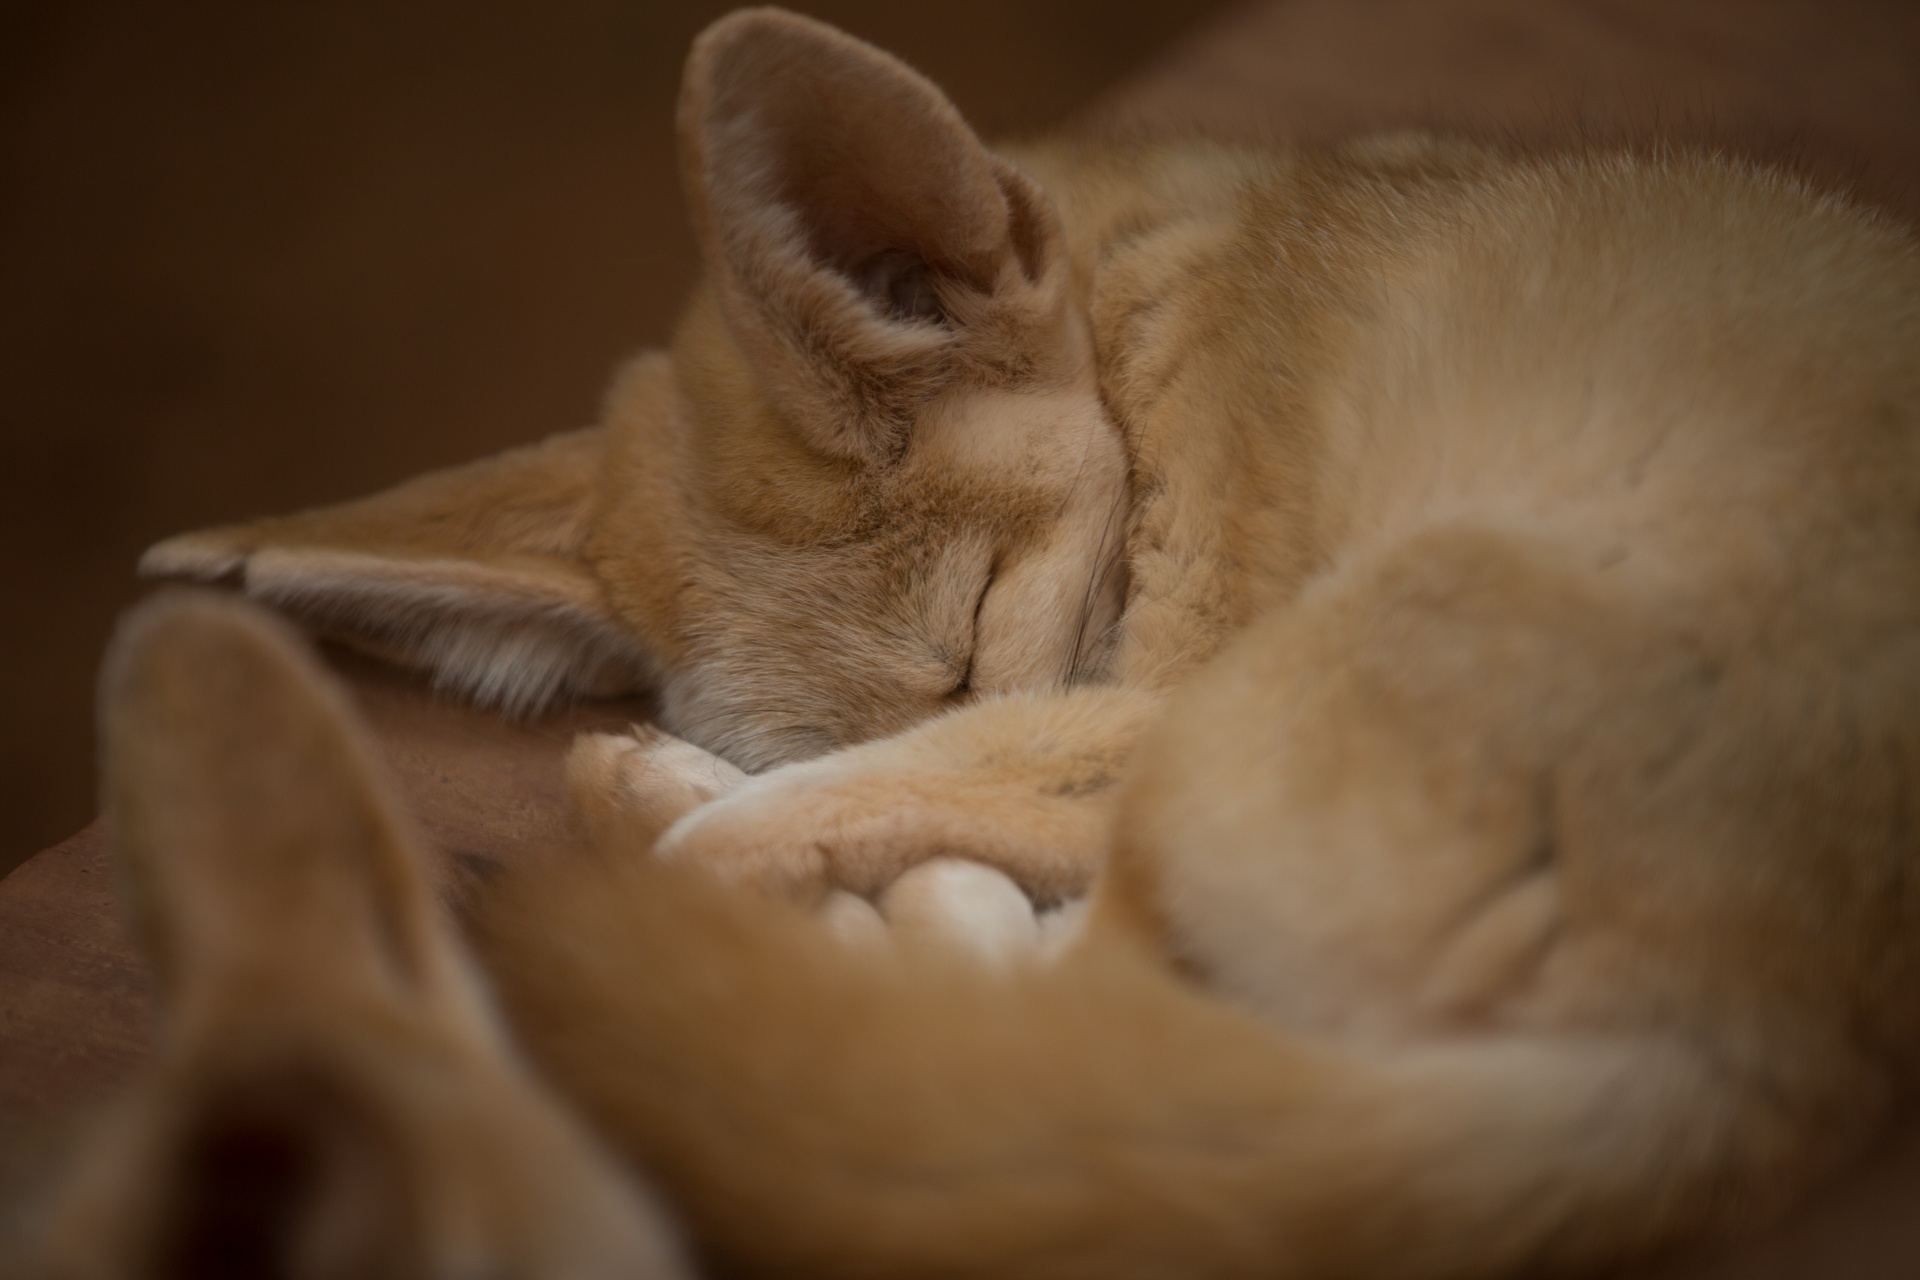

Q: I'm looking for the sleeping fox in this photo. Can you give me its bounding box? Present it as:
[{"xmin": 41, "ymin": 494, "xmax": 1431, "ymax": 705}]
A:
[{"xmin": 62, "ymin": 4, "xmax": 1920, "ymax": 1275}]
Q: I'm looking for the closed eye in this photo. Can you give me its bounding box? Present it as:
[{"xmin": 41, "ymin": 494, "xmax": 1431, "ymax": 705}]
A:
[{"xmin": 950, "ymin": 572, "xmax": 993, "ymax": 698}]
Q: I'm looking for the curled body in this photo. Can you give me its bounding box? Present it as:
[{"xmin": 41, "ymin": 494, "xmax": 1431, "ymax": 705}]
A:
[{"xmin": 55, "ymin": 6, "xmax": 1920, "ymax": 1276}]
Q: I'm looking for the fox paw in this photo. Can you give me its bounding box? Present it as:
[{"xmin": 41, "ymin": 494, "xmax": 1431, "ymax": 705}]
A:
[
  {"xmin": 565, "ymin": 724, "xmax": 747, "ymax": 852},
  {"xmin": 581, "ymin": 733, "xmax": 1094, "ymax": 963}
]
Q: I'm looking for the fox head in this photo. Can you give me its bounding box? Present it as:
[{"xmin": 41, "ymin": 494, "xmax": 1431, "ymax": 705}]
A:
[
  {"xmin": 27, "ymin": 592, "xmax": 684, "ymax": 1279},
  {"xmin": 141, "ymin": 8, "xmax": 1131, "ymax": 771}
]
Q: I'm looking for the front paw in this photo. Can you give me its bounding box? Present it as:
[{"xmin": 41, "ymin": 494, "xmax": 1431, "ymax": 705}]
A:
[
  {"xmin": 566, "ymin": 725, "xmax": 747, "ymax": 853},
  {"xmin": 649, "ymin": 761, "xmax": 852, "ymax": 900},
  {"xmin": 652, "ymin": 753, "xmax": 993, "ymax": 902},
  {"xmin": 650, "ymin": 762, "xmax": 1100, "ymax": 964}
]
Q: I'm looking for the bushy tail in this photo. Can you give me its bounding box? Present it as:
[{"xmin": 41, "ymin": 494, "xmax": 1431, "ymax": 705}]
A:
[{"xmin": 477, "ymin": 852, "xmax": 1833, "ymax": 1279}]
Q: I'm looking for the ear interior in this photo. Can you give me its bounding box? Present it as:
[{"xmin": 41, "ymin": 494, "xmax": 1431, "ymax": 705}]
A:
[
  {"xmin": 156, "ymin": 1067, "xmax": 413, "ymax": 1280},
  {"xmin": 141, "ymin": 425, "xmax": 648, "ymax": 715},
  {"xmin": 689, "ymin": 15, "xmax": 1011, "ymax": 301},
  {"xmin": 680, "ymin": 10, "xmax": 1063, "ymax": 459}
]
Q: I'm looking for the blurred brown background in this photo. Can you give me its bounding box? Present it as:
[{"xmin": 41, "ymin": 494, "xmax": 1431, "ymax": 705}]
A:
[{"xmin": 0, "ymin": 0, "xmax": 1236, "ymax": 872}]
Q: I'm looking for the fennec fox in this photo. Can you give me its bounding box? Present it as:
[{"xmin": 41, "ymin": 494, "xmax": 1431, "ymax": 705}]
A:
[
  {"xmin": 22, "ymin": 594, "xmax": 686, "ymax": 1279},
  {"xmin": 125, "ymin": 5, "xmax": 1920, "ymax": 1275}
]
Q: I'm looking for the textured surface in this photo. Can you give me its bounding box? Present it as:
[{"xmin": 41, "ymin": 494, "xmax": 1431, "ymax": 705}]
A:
[{"xmin": 5, "ymin": 0, "xmax": 1920, "ymax": 1271}]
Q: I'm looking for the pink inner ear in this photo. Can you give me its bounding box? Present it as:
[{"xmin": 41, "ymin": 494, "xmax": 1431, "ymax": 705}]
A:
[{"xmin": 769, "ymin": 120, "xmax": 1008, "ymax": 292}]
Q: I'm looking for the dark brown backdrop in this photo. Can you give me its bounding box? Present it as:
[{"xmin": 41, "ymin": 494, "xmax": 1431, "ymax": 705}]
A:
[{"xmin": 0, "ymin": 0, "xmax": 1234, "ymax": 872}]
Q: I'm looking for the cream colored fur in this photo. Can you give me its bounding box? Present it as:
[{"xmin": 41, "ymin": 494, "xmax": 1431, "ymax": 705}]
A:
[{"xmin": 121, "ymin": 5, "xmax": 1920, "ymax": 1275}]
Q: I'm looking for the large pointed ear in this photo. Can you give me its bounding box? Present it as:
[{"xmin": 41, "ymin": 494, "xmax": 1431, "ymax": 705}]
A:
[
  {"xmin": 99, "ymin": 591, "xmax": 468, "ymax": 1014},
  {"xmin": 36, "ymin": 592, "xmax": 684, "ymax": 1279},
  {"xmin": 680, "ymin": 8, "xmax": 1069, "ymax": 462},
  {"xmin": 139, "ymin": 424, "xmax": 650, "ymax": 714}
]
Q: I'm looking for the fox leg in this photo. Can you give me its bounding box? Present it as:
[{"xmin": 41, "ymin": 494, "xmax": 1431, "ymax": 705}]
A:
[
  {"xmin": 640, "ymin": 686, "xmax": 1161, "ymax": 905},
  {"xmin": 562, "ymin": 687, "xmax": 1158, "ymax": 957},
  {"xmin": 566, "ymin": 726, "xmax": 891, "ymax": 944},
  {"xmin": 567, "ymin": 723, "xmax": 750, "ymax": 850}
]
